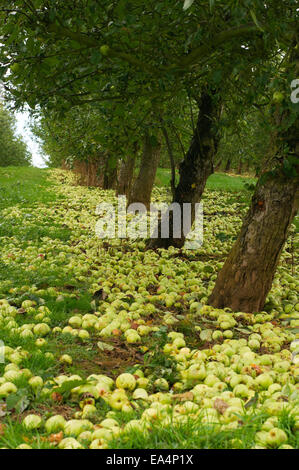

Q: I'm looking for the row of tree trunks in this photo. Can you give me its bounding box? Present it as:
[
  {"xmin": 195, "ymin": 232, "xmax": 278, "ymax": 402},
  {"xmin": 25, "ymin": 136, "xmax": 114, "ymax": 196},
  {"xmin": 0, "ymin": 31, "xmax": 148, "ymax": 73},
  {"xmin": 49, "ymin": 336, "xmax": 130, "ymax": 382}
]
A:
[
  {"xmin": 72, "ymin": 156, "xmax": 105, "ymax": 187},
  {"xmin": 128, "ymin": 132, "xmax": 161, "ymax": 210},
  {"xmin": 147, "ymin": 91, "xmax": 222, "ymax": 249},
  {"xmin": 68, "ymin": 154, "xmax": 118, "ymax": 189}
]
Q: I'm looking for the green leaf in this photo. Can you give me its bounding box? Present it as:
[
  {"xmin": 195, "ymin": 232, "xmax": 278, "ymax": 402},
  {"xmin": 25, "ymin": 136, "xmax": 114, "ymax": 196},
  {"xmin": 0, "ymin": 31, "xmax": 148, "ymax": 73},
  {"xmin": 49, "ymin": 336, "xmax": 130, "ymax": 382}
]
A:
[
  {"xmin": 91, "ymin": 50, "xmax": 102, "ymax": 65},
  {"xmin": 183, "ymin": 0, "xmax": 195, "ymax": 11},
  {"xmin": 49, "ymin": 8, "xmax": 57, "ymax": 22},
  {"xmin": 97, "ymin": 341, "xmax": 115, "ymax": 351},
  {"xmin": 283, "ymin": 158, "xmax": 297, "ymax": 178},
  {"xmin": 6, "ymin": 389, "xmax": 30, "ymax": 413},
  {"xmin": 235, "ymin": 327, "xmax": 251, "ymax": 334},
  {"xmin": 0, "ymin": 66, "xmax": 8, "ymax": 79},
  {"xmin": 212, "ymin": 69, "xmax": 222, "ymax": 84},
  {"xmin": 250, "ymin": 10, "xmax": 264, "ymax": 32},
  {"xmin": 289, "ymin": 328, "xmax": 299, "ymax": 334},
  {"xmin": 55, "ymin": 379, "xmax": 86, "ymax": 397}
]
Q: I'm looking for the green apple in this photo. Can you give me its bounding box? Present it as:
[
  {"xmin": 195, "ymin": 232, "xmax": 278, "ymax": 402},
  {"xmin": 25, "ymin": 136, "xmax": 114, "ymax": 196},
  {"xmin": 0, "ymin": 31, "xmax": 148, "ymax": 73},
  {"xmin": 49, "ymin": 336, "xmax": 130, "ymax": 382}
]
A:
[
  {"xmin": 115, "ymin": 373, "xmax": 136, "ymax": 391},
  {"xmin": 154, "ymin": 378, "xmax": 169, "ymax": 391},
  {"xmin": 23, "ymin": 414, "xmax": 42, "ymax": 430},
  {"xmin": 82, "ymin": 404, "xmax": 97, "ymax": 418},
  {"xmin": 33, "ymin": 323, "xmax": 51, "ymax": 336},
  {"xmin": 59, "ymin": 354, "xmax": 73, "ymax": 365},
  {"xmin": 133, "ymin": 388, "xmax": 148, "ymax": 400},
  {"xmin": 137, "ymin": 377, "xmax": 149, "ymax": 389},
  {"xmin": 59, "ymin": 437, "xmax": 83, "ymax": 449},
  {"xmin": 0, "ymin": 382, "xmax": 17, "ymax": 397},
  {"xmin": 64, "ymin": 419, "xmax": 93, "ymax": 437},
  {"xmin": 100, "ymin": 418, "xmax": 119, "ymax": 429},
  {"xmin": 108, "ymin": 390, "xmax": 129, "ymax": 410},
  {"xmin": 68, "ymin": 316, "xmax": 82, "ymax": 328},
  {"xmin": 255, "ymin": 373, "xmax": 273, "ymax": 389},
  {"xmin": 45, "ymin": 415, "xmax": 66, "ymax": 433},
  {"xmin": 77, "ymin": 431, "xmax": 93, "ymax": 444},
  {"xmin": 28, "ymin": 376, "xmax": 43, "ymax": 390},
  {"xmin": 92, "ymin": 427, "xmax": 113, "ymax": 441},
  {"xmin": 3, "ymin": 370, "xmax": 22, "ymax": 382},
  {"xmin": 78, "ymin": 329, "xmax": 90, "ymax": 340},
  {"xmin": 265, "ymin": 427, "xmax": 288, "ymax": 448},
  {"xmin": 272, "ymin": 91, "xmax": 284, "ymax": 104},
  {"xmin": 100, "ymin": 45, "xmax": 110, "ymax": 56}
]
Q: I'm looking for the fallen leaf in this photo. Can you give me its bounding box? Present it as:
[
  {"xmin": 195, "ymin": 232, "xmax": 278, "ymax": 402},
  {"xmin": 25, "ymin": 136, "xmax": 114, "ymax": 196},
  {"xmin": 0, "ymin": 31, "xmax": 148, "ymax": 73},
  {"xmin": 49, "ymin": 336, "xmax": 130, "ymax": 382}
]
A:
[
  {"xmin": 17, "ymin": 308, "xmax": 26, "ymax": 314},
  {"xmin": 112, "ymin": 329, "xmax": 121, "ymax": 336},
  {"xmin": 213, "ymin": 398, "xmax": 229, "ymax": 415},
  {"xmin": 250, "ymin": 364, "xmax": 262, "ymax": 375},
  {"xmin": 0, "ymin": 423, "xmax": 6, "ymax": 435},
  {"xmin": 51, "ymin": 392, "xmax": 63, "ymax": 402},
  {"xmin": 173, "ymin": 392, "xmax": 194, "ymax": 402},
  {"xmin": 49, "ymin": 431, "xmax": 63, "ymax": 444},
  {"xmin": 97, "ymin": 341, "xmax": 114, "ymax": 352},
  {"xmin": 0, "ymin": 404, "xmax": 7, "ymax": 418}
]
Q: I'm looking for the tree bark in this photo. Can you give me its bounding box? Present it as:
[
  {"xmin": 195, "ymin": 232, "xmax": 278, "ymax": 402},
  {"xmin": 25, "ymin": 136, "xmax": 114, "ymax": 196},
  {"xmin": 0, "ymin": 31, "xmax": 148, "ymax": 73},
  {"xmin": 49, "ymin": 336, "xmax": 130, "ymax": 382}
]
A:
[
  {"xmin": 146, "ymin": 91, "xmax": 221, "ymax": 249},
  {"xmin": 215, "ymin": 157, "xmax": 222, "ymax": 172},
  {"xmin": 208, "ymin": 172, "xmax": 298, "ymax": 312},
  {"xmin": 117, "ymin": 148, "xmax": 137, "ymax": 198},
  {"xmin": 208, "ymin": 78, "xmax": 299, "ymax": 312},
  {"xmin": 72, "ymin": 153, "xmax": 106, "ymax": 187},
  {"xmin": 238, "ymin": 159, "xmax": 243, "ymax": 175},
  {"xmin": 102, "ymin": 156, "xmax": 118, "ymax": 190},
  {"xmin": 161, "ymin": 123, "xmax": 176, "ymax": 198},
  {"xmin": 225, "ymin": 158, "xmax": 231, "ymax": 172},
  {"xmin": 127, "ymin": 133, "xmax": 161, "ymax": 210}
]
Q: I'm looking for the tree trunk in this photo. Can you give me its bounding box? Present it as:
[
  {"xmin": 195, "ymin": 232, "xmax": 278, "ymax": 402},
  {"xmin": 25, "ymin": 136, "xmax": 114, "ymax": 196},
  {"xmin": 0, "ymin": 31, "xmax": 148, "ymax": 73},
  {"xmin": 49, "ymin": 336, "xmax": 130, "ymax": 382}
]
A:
[
  {"xmin": 225, "ymin": 158, "xmax": 231, "ymax": 172},
  {"xmin": 238, "ymin": 159, "xmax": 243, "ymax": 175},
  {"xmin": 103, "ymin": 156, "xmax": 118, "ymax": 190},
  {"xmin": 72, "ymin": 154, "xmax": 106, "ymax": 187},
  {"xmin": 146, "ymin": 91, "xmax": 221, "ymax": 249},
  {"xmin": 161, "ymin": 123, "xmax": 176, "ymax": 198},
  {"xmin": 215, "ymin": 157, "xmax": 222, "ymax": 172},
  {"xmin": 208, "ymin": 173, "xmax": 298, "ymax": 312},
  {"xmin": 117, "ymin": 151, "xmax": 136, "ymax": 198},
  {"xmin": 208, "ymin": 75, "xmax": 299, "ymax": 313},
  {"xmin": 127, "ymin": 133, "xmax": 161, "ymax": 210}
]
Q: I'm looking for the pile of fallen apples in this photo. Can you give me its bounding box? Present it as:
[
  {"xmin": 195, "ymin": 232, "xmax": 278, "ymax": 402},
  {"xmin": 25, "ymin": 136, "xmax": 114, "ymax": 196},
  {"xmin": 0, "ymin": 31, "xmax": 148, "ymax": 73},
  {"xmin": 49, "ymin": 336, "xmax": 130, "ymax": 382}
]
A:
[{"xmin": 0, "ymin": 169, "xmax": 298, "ymax": 449}]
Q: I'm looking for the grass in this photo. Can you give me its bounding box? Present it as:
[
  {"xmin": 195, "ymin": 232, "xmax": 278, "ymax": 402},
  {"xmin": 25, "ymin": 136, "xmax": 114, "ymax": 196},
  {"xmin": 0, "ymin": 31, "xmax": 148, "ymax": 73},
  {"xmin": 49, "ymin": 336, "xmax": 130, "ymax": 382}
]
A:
[
  {"xmin": 0, "ymin": 166, "xmax": 61, "ymax": 210},
  {"xmin": 155, "ymin": 168, "xmax": 256, "ymax": 192},
  {"xmin": 0, "ymin": 166, "xmax": 297, "ymax": 449},
  {"xmin": 155, "ymin": 168, "xmax": 299, "ymax": 230},
  {"xmin": 110, "ymin": 408, "xmax": 299, "ymax": 449}
]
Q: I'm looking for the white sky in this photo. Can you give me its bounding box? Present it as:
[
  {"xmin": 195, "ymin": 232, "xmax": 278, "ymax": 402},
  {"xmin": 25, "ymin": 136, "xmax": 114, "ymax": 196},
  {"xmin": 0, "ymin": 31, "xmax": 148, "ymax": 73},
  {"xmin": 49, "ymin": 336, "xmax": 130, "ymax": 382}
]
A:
[{"xmin": 15, "ymin": 111, "xmax": 47, "ymax": 168}]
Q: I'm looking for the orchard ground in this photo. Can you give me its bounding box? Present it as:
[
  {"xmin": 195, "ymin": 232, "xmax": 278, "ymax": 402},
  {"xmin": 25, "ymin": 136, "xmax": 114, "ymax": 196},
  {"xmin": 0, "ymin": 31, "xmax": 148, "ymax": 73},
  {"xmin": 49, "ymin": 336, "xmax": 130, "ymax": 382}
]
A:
[{"xmin": 0, "ymin": 167, "xmax": 298, "ymax": 449}]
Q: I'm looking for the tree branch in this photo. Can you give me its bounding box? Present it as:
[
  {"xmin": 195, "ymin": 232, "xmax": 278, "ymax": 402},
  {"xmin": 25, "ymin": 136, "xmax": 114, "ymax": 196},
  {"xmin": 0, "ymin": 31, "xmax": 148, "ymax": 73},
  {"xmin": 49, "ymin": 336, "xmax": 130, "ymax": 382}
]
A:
[{"xmin": 178, "ymin": 24, "xmax": 260, "ymax": 68}]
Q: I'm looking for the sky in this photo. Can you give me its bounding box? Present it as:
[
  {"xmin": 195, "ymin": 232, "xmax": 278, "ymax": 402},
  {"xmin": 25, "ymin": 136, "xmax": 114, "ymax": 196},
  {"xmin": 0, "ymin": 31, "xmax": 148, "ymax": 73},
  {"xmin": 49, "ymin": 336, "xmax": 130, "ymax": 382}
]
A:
[{"xmin": 15, "ymin": 110, "xmax": 47, "ymax": 168}]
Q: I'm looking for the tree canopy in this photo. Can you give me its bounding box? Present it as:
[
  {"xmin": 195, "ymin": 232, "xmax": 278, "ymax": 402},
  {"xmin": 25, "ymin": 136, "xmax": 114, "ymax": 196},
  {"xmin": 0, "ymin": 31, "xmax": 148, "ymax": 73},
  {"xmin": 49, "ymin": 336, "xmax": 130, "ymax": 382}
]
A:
[{"xmin": 0, "ymin": 104, "xmax": 32, "ymax": 166}]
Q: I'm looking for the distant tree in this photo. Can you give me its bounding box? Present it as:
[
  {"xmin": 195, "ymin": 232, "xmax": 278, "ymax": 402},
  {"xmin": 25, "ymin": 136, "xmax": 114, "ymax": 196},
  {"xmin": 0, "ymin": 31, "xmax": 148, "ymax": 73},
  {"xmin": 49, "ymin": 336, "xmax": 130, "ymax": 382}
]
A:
[{"xmin": 0, "ymin": 105, "xmax": 32, "ymax": 166}]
